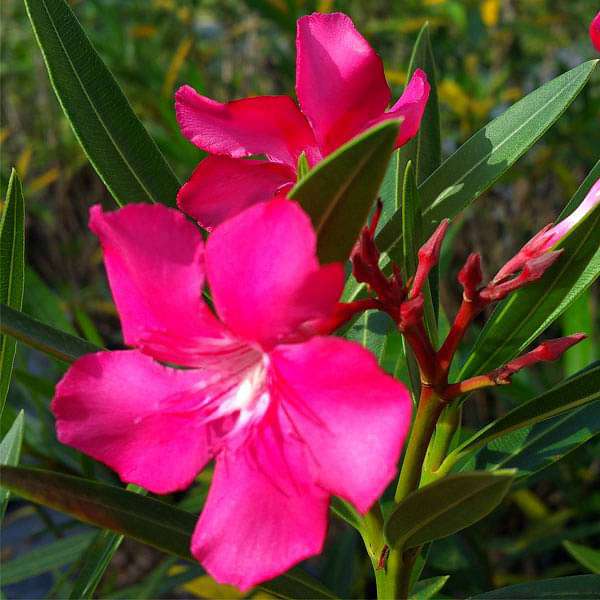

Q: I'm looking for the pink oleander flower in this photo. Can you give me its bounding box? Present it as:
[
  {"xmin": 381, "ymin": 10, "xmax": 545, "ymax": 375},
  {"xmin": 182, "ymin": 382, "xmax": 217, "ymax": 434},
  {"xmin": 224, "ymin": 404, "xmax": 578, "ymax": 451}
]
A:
[
  {"xmin": 591, "ymin": 11, "xmax": 600, "ymax": 52},
  {"xmin": 51, "ymin": 199, "xmax": 411, "ymax": 590},
  {"xmin": 493, "ymin": 178, "xmax": 600, "ymax": 283},
  {"xmin": 175, "ymin": 12, "xmax": 430, "ymax": 229}
]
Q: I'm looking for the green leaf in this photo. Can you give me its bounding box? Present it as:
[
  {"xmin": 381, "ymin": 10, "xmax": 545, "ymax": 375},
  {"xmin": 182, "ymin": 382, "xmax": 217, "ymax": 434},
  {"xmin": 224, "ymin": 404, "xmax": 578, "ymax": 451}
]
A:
[
  {"xmin": 377, "ymin": 60, "xmax": 598, "ymax": 253},
  {"xmin": 564, "ymin": 541, "xmax": 600, "ymax": 574},
  {"xmin": 289, "ymin": 120, "xmax": 399, "ymax": 264},
  {"xmin": 410, "ymin": 575, "xmax": 450, "ymax": 600},
  {"xmin": 0, "ymin": 410, "xmax": 24, "ymax": 520},
  {"xmin": 0, "ymin": 466, "xmax": 337, "ymax": 599},
  {"xmin": 469, "ymin": 575, "xmax": 600, "ymax": 599},
  {"xmin": 460, "ymin": 397, "xmax": 599, "ymax": 480},
  {"xmin": 0, "ymin": 465, "xmax": 196, "ymax": 559},
  {"xmin": 0, "ymin": 170, "xmax": 25, "ymax": 417},
  {"xmin": 0, "ymin": 304, "xmax": 100, "ymax": 363},
  {"xmin": 23, "ymin": 0, "xmax": 179, "ymax": 206},
  {"xmin": 385, "ymin": 471, "xmax": 515, "ymax": 550},
  {"xmin": 1, "ymin": 531, "xmax": 96, "ymax": 585},
  {"xmin": 561, "ymin": 291, "xmax": 595, "ymax": 376},
  {"xmin": 459, "ymin": 201, "xmax": 600, "ymax": 379},
  {"xmin": 557, "ymin": 160, "xmax": 600, "ymax": 221},
  {"xmin": 68, "ymin": 482, "xmax": 146, "ymax": 599},
  {"xmin": 443, "ymin": 365, "xmax": 600, "ymax": 470},
  {"xmin": 397, "ymin": 23, "xmax": 441, "ymax": 187},
  {"xmin": 68, "ymin": 530, "xmax": 125, "ymax": 599},
  {"xmin": 259, "ymin": 568, "xmax": 339, "ymax": 600}
]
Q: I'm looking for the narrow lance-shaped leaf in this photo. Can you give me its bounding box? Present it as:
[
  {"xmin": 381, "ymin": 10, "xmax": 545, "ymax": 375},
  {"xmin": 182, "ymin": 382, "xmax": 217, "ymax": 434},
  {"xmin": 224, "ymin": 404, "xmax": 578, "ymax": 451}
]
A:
[
  {"xmin": 69, "ymin": 483, "xmax": 145, "ymax": 600},
  {"xmin": 1, "ymin": 532, "xmax": 95, "ymax": 586},
  {"xmin": 462, "ymin": 399, "xmax": 600, "ymax": 481},
  {"xmin": 397, "ymin": 22, "xmax": 441, "ymax": 188},
  {"xmin": 563, "ymin": 541, "xmax": 600, "ymax": 575},
  {"xmin": 441, "ymin": 364, "xmax": 600, "ymax": 473},
  {"xmin": 401, "ymin": 162, "xmax": 425, "ymax": 396},
  {"xmin": 0, "ymin": 411, "xmax": 25, "ymax": 520},
  {"xmin": 385, "ymin": 471, "xmax": 515, "ymax": 550},
  {"xmin": 0, "ymin": 169, "xmax": 25, "ymax": 417},
  {"xmin": 0, "ymin": 304, "xmax": 100, "ymax": 363},
  {"xmin": 289, "ymin": 120, "xmax": 400, "ymax": 264},
  {"xmin": 0, "ymin": 465, "xmax": 197, "ymax": 559},
  {"xmin": 377, "ymin": 60, "xmax": 598, "ymax": 256},
  {"xmin": 460, "ymin": 201, "xmax": 600, "ymax": 379},
  {"xmin": 0, "ymin": 466, "xmax": 338, "ymax": 599},
  {"xmin": 468, "ymin": 575, "xmax": 600, "ymax": 599},
  {"xmin": 24, "ymin": 0, "xmax": 180, "ymax": 206}
]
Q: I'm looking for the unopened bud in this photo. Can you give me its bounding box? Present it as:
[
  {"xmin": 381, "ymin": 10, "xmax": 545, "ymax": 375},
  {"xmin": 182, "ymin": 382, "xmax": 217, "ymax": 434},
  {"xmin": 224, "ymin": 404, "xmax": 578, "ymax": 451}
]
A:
[
  {"xmin": 410, "ymin": 219, "xmax": 450, "ymax": 298},
  {"xmin": 491, "ymin": 333, "xmax": 586, "ymax": 383},
  {"xmin": 481, "ymin": 251, "xmax": 562, "ymax": 302},
  {"xmin": 458, "ymin": 253, "xmax": 483, "ymax": 301}
]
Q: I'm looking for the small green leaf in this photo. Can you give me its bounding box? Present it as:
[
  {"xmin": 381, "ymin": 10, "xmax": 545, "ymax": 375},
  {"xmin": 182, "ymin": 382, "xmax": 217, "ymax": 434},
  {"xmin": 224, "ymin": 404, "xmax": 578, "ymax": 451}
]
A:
[
  {"xmin": 0, "ymin": 304, "xmax": 101, "ymax": 363},
  {"xmin": 468, "ymin": 575, "xmax": 600, "ymax": 599},
  {"xmin": 410, "ymin": 575, "xmax": 450, "ymax": 600},
  {"xmin": 460, "ymin": 201, "xmax": 600, "ymax": 379},
  {"xmin": 1, "ymin": 532, "xmax": 96, "ymax": 585},
  {"xmin": 296, "ymin": 151, "xmax": 310, "ymax": 180},
  {"xmin": 444, "ymin": 364, "xmax": 600, "ymax": 470},
  {"xmin": 385, "ymin": 471, "xmax": 515, "ymax": 550},
  {"xmin": 377, "ymin": 60, "xmax": 598, "ymax": 253},
  {"xmin": 0, "ymin": 170, "xmax": 25, "ymax": 417},
  {"xmin": 0, "ymin": 410, "xmax": 24, "ymax": 520},
  {"xmin": 564, "ymin": 541, "xmax": 600, "ymax": 574},
  {"xmin": 289, "ymin": 120, "xmax": 400, "ymax": 264},
  {"xmin": 24, "ymin": 0, "xmax": 179, "ymax": 206}
]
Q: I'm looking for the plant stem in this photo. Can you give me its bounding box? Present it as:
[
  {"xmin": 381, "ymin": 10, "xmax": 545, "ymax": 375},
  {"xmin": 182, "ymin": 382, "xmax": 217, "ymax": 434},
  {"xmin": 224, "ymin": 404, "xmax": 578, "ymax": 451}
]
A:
[
  {"xmin": 424, "ymin": 403, "xmax": 462, "ymax": 475},
  {"xmin": 395, "ymin": 386, "xmax": 445, "ymax": 503}
]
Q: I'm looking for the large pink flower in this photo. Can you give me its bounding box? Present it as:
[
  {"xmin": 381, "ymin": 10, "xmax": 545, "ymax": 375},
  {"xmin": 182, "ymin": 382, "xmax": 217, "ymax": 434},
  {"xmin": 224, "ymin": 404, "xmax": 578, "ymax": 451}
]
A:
[
  {"xmin": 175, "ymin": 12, "xmax": 430, "ymax": 229},
  {"xmin": 52, "ymin": 199, "xmax": 412, "ymax": 590}
]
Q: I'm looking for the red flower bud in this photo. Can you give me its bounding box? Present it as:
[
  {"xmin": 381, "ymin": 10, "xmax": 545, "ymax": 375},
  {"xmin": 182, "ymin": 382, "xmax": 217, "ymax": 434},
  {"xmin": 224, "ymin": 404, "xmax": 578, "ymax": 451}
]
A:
[
  {"xmin": 480, "ymin": 251, "xmax": 562, "ymax": 302},
  {"xmin": 410, "ymin": 219, "xmax": 449, "ymax": 298},
  {"xmin": 458, "ymin": 253, "xmax": 483, "ymax": 301},
  {"xmin": 491, "ymin": 333, "xmax": 586, "ymax": 383}
]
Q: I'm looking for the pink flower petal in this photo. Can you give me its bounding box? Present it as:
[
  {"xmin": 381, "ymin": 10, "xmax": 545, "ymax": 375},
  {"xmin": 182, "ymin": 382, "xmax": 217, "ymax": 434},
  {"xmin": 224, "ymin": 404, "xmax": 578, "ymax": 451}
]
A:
[
  {"xmin": 591, "ymin": 11, "xmax": 600, "ymax": 52},
  {"xmin": 370, "ymin": 69, "xmax": 430, "ymax": 148},
  {"xmin": 271, "ymin": 336, "xmax": 412, "ymax": 513},
  {"xmin": 545, "ymin": 177, "xmax": 600, "ymax": 244},
  {"xmin": 296, "ymin": 12, "xmax": 391, "ymax": 155},
  {"xmin": 175, "ymin": 86, "xmax": 319, "ymax": 167},
  {"xmin": 178, "ymin": 156, "xmax": 295, "ymax": 230},
  {"xmin": 205, "ymin": 199, "xmax": 344, "ymax": 348},
  {"xmin": 89, "ymin": 204, "xmax": 226, "ymax": 362},
  {"xmin": 192, "ymin": 431, "xmax": 329, "ymax": 590},
  {"xmin": 52, "ymin": 351, "xmax": 215, "ymax": 494}
]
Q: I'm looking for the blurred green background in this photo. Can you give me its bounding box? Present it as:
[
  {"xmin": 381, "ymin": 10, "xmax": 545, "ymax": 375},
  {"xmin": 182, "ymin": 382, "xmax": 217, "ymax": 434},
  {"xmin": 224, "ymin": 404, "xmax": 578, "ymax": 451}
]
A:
[{"xmin": 1, "ymin": 0, "xmax": 599, "ymax": 598}]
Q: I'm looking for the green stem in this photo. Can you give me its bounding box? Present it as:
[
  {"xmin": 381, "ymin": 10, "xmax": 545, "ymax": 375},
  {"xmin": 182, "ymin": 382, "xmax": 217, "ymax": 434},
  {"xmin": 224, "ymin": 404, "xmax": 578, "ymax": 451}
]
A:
[
  {"xmin": 424, "ymin": 403, "xmax": 462, "ymax": 476},
  {"xmin": 395, "ymin": 387, "xmax": 445, "ymax": 503}
]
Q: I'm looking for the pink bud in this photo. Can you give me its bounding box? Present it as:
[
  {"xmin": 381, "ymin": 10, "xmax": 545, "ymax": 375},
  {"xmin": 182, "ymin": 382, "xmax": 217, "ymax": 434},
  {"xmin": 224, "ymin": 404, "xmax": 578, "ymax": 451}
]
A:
[
  {"xmin": 492, "ymin": 334, "xmax": 586, "ymax": 383},
  {"xmin": 481, "ymin": 251, "xmax": 562, "ymax": 302},
  {"xmin": 458, "ymin": 253, "xmax": 483, "ymax": 300},
  {"xmin": 591, "ymin": 11, "xmax": 600, "ymax": 52},
  {"xmin": 494, "ymin": 178, "xmax": 600, "ymax": 284},
  {"xmin": 410, "ymin": 219, "xmax": 450, "ymax": 298}
]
